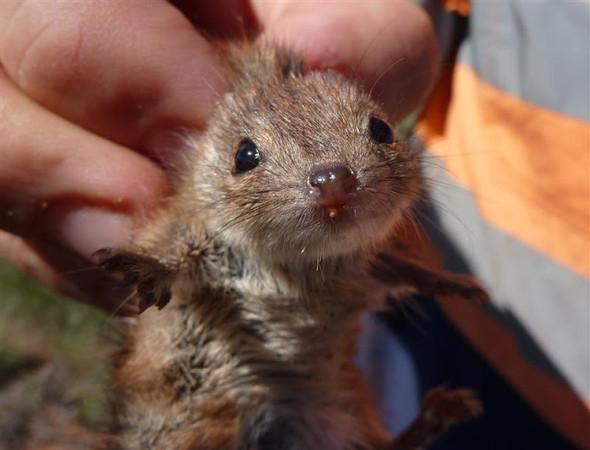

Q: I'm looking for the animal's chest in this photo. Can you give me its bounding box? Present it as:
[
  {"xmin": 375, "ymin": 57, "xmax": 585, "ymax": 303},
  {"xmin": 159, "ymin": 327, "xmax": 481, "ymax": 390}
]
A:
[{"xmin": 118, "ymin": 261, "xmax": 385, "ymax": 450}]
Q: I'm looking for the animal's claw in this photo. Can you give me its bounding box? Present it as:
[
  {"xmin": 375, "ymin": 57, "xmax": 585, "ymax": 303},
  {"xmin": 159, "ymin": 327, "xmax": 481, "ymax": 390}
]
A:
[{"xmin": 94, "ymin": 247, "xmax": 173, "ymax": 314}]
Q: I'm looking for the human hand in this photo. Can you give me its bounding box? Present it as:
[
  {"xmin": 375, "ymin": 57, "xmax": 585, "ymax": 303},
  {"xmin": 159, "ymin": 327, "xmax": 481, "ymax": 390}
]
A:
[{"xmin": 0, "ymin": 0, "xmax": 439, "ymax": 310}]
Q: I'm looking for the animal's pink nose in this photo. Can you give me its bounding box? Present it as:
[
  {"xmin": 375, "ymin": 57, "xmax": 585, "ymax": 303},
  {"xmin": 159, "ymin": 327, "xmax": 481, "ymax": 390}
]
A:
[{"xmin": 308, "ymin": 165, "xmax": 358, "ymax": 209}]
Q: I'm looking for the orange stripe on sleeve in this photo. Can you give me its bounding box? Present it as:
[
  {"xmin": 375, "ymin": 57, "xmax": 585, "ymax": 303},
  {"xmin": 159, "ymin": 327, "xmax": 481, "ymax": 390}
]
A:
[
  {"xmin": 417, "ymin": 63, "xmax": 590, "ymax": 277},
  {"xmin": 439, "ymin": 0, "xmax": 470, "ymax": 16},
  {"xmin": 417, "ymin": 62, "xmax": 590, "ymax": 449}
]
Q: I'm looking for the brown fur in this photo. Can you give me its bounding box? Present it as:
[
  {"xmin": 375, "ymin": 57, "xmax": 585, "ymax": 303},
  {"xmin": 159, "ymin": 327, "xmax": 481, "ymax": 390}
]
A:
[{"xmin": 98, "ymin": 43, "xmax": 484, "ymax": 450}]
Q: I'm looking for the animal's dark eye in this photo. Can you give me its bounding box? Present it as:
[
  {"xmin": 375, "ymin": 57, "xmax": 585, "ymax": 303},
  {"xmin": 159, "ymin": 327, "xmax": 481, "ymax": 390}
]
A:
[
  {"xmin": 369, "ymin": 117, "xmax": 394, "ymax": 145},
  {"xmin": 234, "ymin": 139, "xmax": 260, "ymax": 174}
]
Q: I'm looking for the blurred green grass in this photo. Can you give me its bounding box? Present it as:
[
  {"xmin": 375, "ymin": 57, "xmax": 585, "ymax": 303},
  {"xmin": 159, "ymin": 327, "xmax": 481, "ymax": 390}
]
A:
[{"xmin": 0, "ymin": 259, "xmax": 117, "ymax": 425}]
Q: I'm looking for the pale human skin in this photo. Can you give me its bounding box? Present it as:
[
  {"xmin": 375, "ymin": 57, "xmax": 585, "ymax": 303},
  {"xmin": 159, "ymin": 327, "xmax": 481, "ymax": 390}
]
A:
[{"xmin": 0, "ymin": 0, "xmax": 439, "ymax": 309}]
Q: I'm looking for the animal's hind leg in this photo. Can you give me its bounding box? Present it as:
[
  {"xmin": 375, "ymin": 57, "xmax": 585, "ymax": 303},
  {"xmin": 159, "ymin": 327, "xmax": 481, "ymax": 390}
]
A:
[{"xmin": 384, "ymin": 387, "xmax": 482, "ymax": 450}]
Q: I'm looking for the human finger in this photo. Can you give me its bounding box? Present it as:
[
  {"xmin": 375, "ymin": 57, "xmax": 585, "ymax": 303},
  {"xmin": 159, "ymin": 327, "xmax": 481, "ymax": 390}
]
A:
[
  {"xmin": 0, "ymin": 69, "xmax": 168, "ymax": 265},
  {"xmin": 0, "ymin": 0, "xmax": 227, "ymax": 155}
]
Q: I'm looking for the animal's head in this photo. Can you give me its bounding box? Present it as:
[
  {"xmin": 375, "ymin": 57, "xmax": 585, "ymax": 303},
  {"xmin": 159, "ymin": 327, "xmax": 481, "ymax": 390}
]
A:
[{"xmin": 188, "ymin": 46, "xmax": 421, "ymax": 262}]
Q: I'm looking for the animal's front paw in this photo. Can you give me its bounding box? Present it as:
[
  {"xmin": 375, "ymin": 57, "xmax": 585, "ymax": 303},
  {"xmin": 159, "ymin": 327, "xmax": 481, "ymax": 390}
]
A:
[
  {"xmin": 93, "ymin": 248, "xmax": 173, "ymax": 313},
  {"xmin": 421, "ymin": 387, "xmax": 483, "ymax": 426},
  {"xmin": 370, "ymin": 252, "xmax": 490, "ymax": 304}
]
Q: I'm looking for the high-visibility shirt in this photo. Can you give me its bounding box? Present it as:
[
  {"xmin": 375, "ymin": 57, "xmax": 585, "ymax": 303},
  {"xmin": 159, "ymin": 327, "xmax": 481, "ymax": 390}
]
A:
[{"xmin": 411, "ymin": 0, "xmax": 589, "ymax": 448}]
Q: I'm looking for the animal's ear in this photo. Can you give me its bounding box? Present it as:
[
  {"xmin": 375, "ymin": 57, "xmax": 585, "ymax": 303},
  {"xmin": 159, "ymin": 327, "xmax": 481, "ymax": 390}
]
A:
[
  {"xmin": 276, "ymin": 51, "xmax": 305, "ymax": 78},
  {"xmin": 223, "ymin": 44, "xmax": 306, "ymax": 82},
  {"xmin": 93, "ymin": 248, "xmax": 173, "ymax": 313}
]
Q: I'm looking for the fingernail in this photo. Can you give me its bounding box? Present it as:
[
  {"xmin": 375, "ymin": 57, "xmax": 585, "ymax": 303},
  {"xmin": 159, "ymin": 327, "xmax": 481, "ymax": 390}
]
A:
[{"xmin": 51, "ymin": 207, "xmax": 133, "ymax": 258}]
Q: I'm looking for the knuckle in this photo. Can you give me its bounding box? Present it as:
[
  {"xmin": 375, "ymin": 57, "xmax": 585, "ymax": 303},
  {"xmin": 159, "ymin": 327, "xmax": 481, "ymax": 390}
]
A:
[
  {"xmin": 14, "ymin": 17, "xmax": 85, "ymax": 95},
  {"xmin": 0, "ymin": 1, "xmax": 120, "ymax": 97}
]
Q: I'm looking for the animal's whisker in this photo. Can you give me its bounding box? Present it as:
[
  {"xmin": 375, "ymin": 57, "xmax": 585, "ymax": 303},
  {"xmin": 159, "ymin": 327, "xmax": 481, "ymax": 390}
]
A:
[{"xmin": 101, "ymin": 43, "xmax": 482, "ymax": 450}]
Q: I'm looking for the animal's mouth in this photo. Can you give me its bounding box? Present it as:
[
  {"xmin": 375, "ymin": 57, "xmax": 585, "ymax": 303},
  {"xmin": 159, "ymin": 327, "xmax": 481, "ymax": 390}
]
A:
[
  {"xmin": 293, "ymin": 200, "xmax": 397, "ymax": 259},
  {"xmin": 305, "ymin": 163, "xmax": 403, "ymax": 228},
  {"xmin": 316, "ymin": 191, "xmax": 360, "ymax": 220},
  {"xmin": 259, "ymin": 188, "xmax": 400, "ymax": 261},
  {"xmin": 308, "ymin": 189, "xmax": 397, "ymax": 237}
]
